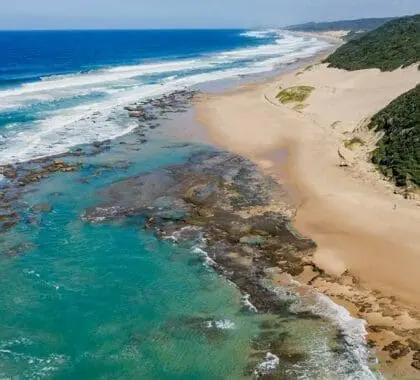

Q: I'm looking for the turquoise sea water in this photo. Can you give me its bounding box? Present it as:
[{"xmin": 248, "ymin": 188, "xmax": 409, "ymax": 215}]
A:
[{"xmin": 0, "ymin": 138, "xmax": 263, "ymax": 379}]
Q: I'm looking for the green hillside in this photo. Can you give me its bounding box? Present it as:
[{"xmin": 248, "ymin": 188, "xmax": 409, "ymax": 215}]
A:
[
  {"xmin": 369, "ymin": 85, "xmax": 420, "ymax": 187},
  {"xmin": 286, "ymin": 17, "xmax": 393, "ymax": 35},
  {"xmin": 325, "ymin": 14, "xmax": 420, "ymax": 71}
]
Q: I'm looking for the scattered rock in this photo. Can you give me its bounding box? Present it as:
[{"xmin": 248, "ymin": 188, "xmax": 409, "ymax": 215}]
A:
[
  {"xmin": 129, "ymin": 111, "xmax": 145, "ymax": 118},
  {"xmin": 123, "ymin": 90, "xmax": 198, "ymax": 124},
  {"xmin": 0, "ymin": 165, "xmax": 17, "ymax": 179},
  {"xmin": 408, "ymin": 339, "xmax": 420, "ymax": 351},
  {"xmin": 412, "ymin": 360, "xmax": 420, "ymax": 370},
  {"xmin": 383, "ymin": 340, "xmax": 410, "ymax": 359},
  {"xmin": 0, "ymin": 210, "xmax": 19, "ymax": 233},
  {"xmin": 123, "ymin": 105, "xmax": 138, "ymax": 112}
]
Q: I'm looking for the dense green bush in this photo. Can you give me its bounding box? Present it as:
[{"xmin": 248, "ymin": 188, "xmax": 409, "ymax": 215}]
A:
[
  {"xmin": 369, "ymin": 85, "xmax": 420, "ymax": 187},
  {"xmin": 325, "ymin": 14, "xmax": 420, "ymax": 71}
]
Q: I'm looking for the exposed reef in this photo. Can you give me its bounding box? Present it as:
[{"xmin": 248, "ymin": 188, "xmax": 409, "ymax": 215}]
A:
[
  {"xmin": 84, "ymin": 150, "xmax": 316, "ymax": 313},
  {"xmin": 83, "ymin": 150, "xmax": 341, "ymax": 377},
  {"xmin": 0, "ymin": 89, "xmax": 198, "ymax": 235}
]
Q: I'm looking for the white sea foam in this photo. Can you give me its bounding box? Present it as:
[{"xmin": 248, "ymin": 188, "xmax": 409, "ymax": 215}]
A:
[
  {"xmin": 205, "ymin": 319, "xmax": 236, "ymax": 330},
  {"xmin": 272, "ymin": 281, "xmax": 383, "ymax": 379},
  {"xmin": 254, "ymin": 352, "xmax": 280, "ymax": 375},
  {"xmin": 240, "ymin": 29, "xmax": 279, "ymax": 39},
  {"xmin": 295, "ymin": 291, "xmax": 381, "ymax": 379},
  {"xmin": 0, "ymin": 60, "xmax": 215, "ymax": 99},
  {"xmin": 173, "ymin": 225, "xmax": 205, "ymax": 242},
  {"xmin": 0, "ymin": 337, "xmax": 33, "ymax": 348},
  {"xmin": 0, "ymin": 337, "xmax": 67, "ymax": 379},
  {"xmin": 241, "ymin": 293, "xmax": 258, "ymax": 312},
  {"xmin": 0, "ymin": 31, "xmax": 331, "ymax": 164},
  {"xmin": 215, "ymin": 34, "xmax": 324, "ymax": 61},
  {"xmin": 192, "ymin": 246, "xmax": 217, "ymax": 267}
]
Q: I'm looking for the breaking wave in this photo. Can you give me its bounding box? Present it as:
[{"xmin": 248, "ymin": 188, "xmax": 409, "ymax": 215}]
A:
[
  {"xmin": 272, "ymin": 279, "xmax": 383, "ymax": 379},
  {"xmin": 0, "ymin": 31, "xmax": 331, "ymax": 164}
]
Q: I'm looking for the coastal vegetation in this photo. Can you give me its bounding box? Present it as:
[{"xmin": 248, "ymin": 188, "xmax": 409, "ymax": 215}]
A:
[
  {"xmin": 369, "ymin": 84, "xmax": 420, "ymax": 187},
  {"xmin": 286, "ymin": 17, "xmax": 393, "ymax": 36},
  {"xmin": 293, "ymin": 103, "xmax": 308, "ymax": 112},
  {"xmin": 276, "ymin": 86, "xmax": 314, "ymax": 104},
  {"xmin": 344, "ymin": 136, "xmax": 365, "ymax": 150},
  {"xmin": 295, "ymin": 64, "xmax": 315, "ymax": 76},
  {"xmin": 325, "ymin": 14, "xmax": 420, "ymax": 71}
]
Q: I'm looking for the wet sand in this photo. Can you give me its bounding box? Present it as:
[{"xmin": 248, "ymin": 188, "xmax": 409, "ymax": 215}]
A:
[{"xmin": 195, "ymin": 59, "xmax": 420, "ymax": 377}]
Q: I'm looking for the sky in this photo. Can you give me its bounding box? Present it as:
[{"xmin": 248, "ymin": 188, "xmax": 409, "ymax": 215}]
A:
[{"xmin": 0, "ymin": 0, "xmax": 419, "ymax": 30}]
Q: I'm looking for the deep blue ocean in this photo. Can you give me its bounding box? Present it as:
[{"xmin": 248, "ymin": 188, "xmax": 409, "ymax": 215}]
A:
[
  {"xmin": 0, "ymin": 30, "xmax": 382, "ymax": 379},
  {"xmin": 0, "ymin": 30, "xmax": 262, "ymax": 87}
]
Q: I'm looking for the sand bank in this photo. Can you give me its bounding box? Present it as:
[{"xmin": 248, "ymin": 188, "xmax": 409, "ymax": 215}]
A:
[{"xmin": 195, "ymin": 61, "xmax": 420, "ymax": 377}]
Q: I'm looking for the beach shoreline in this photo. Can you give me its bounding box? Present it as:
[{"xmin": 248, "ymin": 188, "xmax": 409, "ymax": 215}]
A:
[{"xmin": 195, "ymin": 48, "xmax": 420, "ymax": 377}]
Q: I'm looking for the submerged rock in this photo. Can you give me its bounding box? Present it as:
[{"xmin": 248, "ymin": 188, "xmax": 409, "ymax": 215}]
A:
[
  {"xmin": 123, "ymin": 89, "xmax": 198, "ymax": 124},
  {"xmin": 84, "ymin": 150, "xmax": 280, "ymax": 221},
  {"xmin": 0, "ymin": 209, "xmax": 19, "ymax": 233},
  {"xmin": 165, "ymin": 315, "xmax": 234, "ymax": 343},
  {"xmin": 31, "ymin": 202, "xmax": 52, "ymax": 213},
  {"xmin": 3, "ymin": 243, "xmax": 35, "ymax": 258}
]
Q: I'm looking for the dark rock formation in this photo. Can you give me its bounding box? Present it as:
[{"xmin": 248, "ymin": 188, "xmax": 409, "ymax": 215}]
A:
[
  {"xmin": 84, "ymin": 151, "xmax": 315, "ymax": 315},
  {"xmin": 383, "ymin": 340, "xmax": 410, "ymax": 359},
  {"xmin": 122, "ymin": 89, "xmax": 198, "ymax": 123},
  {"xmin": 0, "ymin": 159, "xmax": 80, "ymax": 233},
  {"xmin": 0, "ymin": 89, "xmax": 198, "ymax": 235},
  {"xmin": 83, "ymin": 150, "xmax": 319, "ymax": 376},
  {"xmin": 412, "ymin": 360, "xmax": 420, "ymax": 370},
  {"xmin": 408, "ymin": 339, "xmax": 420, "ymax": 351}
]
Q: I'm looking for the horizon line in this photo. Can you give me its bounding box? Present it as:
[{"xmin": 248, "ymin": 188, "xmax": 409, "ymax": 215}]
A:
[{"xmin": 0, "ymin": 27, "xmax": 266, "ymax": 32}]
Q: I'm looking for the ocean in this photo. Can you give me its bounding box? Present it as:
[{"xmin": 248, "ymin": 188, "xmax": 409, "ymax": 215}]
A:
[
  {"xmin": 0, "ymin": 29, "xmax": 381, "ymax": 379},
  {"xmin": 0, "ymin": 29, "xmax": 331, "ymax": 164}
]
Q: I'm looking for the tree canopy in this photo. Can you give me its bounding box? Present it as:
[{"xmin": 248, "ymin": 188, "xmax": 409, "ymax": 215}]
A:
[{"xmin": 325, "ymin": 14, "xmax": 420, "ymax": 71}]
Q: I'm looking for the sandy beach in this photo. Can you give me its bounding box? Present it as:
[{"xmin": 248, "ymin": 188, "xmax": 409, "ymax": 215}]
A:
[{"xmin": 195, "ymin": 56, "xmax": 420, "ymax": 377}]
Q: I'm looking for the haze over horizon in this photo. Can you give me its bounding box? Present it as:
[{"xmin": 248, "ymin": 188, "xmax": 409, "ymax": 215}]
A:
[{"xmin": 0, "ymin": 0, "xmax": 419, "ymax": 30}]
